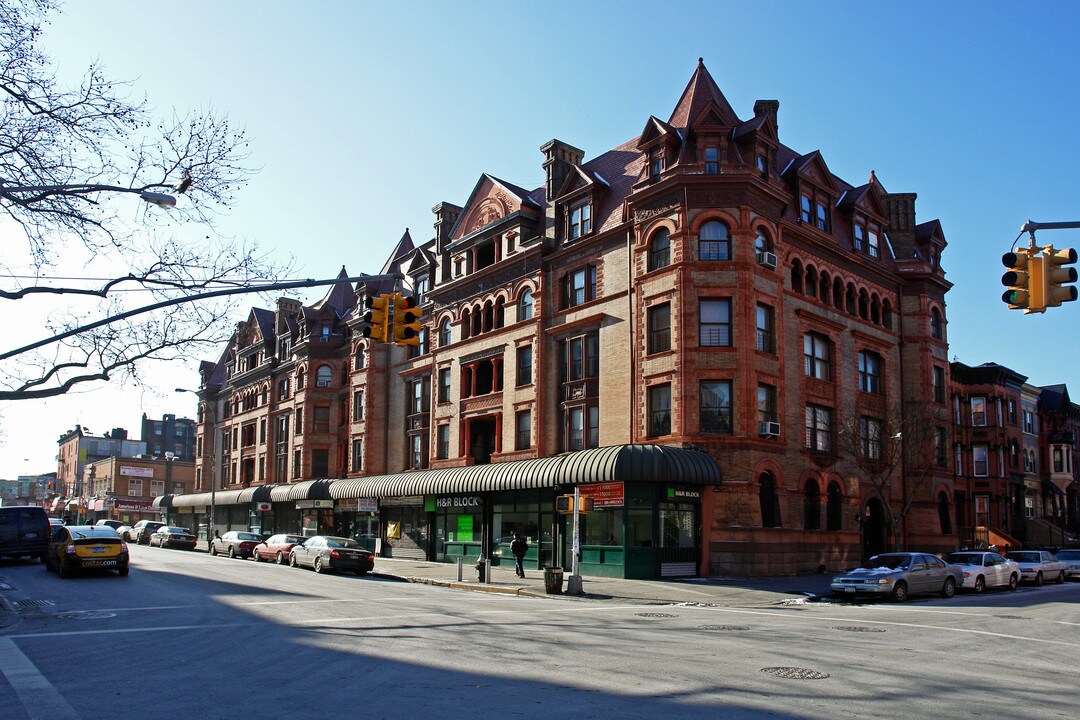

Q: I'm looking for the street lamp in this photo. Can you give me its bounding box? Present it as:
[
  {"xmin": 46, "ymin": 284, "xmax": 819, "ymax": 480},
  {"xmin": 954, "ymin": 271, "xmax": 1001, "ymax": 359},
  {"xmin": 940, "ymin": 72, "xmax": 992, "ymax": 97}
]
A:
[
  {"xmin": 0, "ymin": 182, "xmax": 179, "ymax": 209},
  {"xmin": 176, "ymin": 387, "xmax": 216, "ymax": 544}
]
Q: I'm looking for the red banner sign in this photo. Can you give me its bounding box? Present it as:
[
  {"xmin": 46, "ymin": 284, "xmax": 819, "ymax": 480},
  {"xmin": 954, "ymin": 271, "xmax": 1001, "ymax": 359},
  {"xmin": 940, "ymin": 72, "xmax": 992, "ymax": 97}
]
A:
[{"xmin": 577, "ymin": 482, "xmax": 625, "ymax": 507}]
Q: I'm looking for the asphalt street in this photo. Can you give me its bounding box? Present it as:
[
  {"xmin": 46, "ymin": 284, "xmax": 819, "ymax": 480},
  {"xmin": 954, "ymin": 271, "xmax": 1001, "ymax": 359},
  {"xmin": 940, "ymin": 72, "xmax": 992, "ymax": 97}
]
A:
[{"xmin": 1, "ymin": 545, "xmax": 1077, "ymax": 719}]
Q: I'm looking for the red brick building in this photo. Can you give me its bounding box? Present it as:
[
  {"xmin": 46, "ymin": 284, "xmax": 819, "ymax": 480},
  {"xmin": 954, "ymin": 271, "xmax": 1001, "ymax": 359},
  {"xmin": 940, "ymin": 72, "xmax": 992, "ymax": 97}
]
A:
[{"xmin": 170, "ymin": 60, "xmax": 966, "ymax": 576}]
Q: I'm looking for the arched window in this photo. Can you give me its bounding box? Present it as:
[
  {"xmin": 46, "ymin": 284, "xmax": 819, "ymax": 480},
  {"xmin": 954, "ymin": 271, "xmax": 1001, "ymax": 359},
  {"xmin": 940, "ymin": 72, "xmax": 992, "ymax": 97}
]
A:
[
  {"xmin": 938, "ymin": 491, "xmax": 953, "ymax": 534},
  {"xmin": 353, "ymin": 346, "xmax": 366, "ymax": 370},
  {"xmin": 755, "ymin": 228, "xmax": 771, "ymax": 255},
  {"xmin": 698, "ymin": 221, "xmax": 731, "ymax": 261},
  {"xmin": 649, "ymin": 228, "xmax": 671, "ymax": 270},
  {"xmin": 930, "ymin": 308, "xmax": 944, "ymax": 340},
  {"xmin": 833, "ymin": 277, "xmax": 844, "ymax": 311},
  {"xmin": 518, "ymin": 289, "xmax": 534, "ymax": 321},
  {"xmin": 804, "ymin": 479, "xmax": 821, "ymax": 530},
  {"xmin": 759, "ymin": 472, "xmax": 781, "ymax": 528},
  {"xmin": 296, "ymin": 368, "xmax": 306, "ymax": 390},
  {"xmin": 461, "ymin": 308, "xmax": 472, "ymax": 340},
  {"xmin": 881, "ymin": 300, "xmax": 893, "ymax": 330},
  {"xmin": 315, "ymin": 365, "xmax": 333, "ymax": 388},
  {"xmin": 805, "ymin": 266, "xmax": 818, "ymax": 299},
  {"xmin": 826, "ymin": 481, "xmax": 843, "ymax": 530},
  {"xmin": 438, "ymin": 318, "xmax": 452, "ymax": 347},
  {"xmin": 791, "ymin": 260, "xmax": 804, "ymax": 293}
]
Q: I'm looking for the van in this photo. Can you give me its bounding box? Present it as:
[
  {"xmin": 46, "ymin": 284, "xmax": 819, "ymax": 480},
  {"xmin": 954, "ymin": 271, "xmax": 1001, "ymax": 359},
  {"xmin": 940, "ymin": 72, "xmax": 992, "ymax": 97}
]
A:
[{"xmin": 0, "ymin": 505, "xmax": 51, "ymax": 562}]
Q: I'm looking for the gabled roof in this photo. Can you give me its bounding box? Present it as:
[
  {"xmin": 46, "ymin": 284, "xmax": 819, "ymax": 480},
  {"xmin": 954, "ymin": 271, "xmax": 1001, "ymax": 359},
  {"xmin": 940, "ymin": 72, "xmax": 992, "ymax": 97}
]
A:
[
  {"xmin": 782, "ymin": 149, "xmax": 836, "ymax": 192},
  {"xmin": 1039, "ymin": 384, "xmax": 1070, "ymax": 411},
  {"xmin": 553, "ymin": 164, "xmax": 610, "ymax": 201},
  {"xmin": 579, "ymin": 137, "xmax": 643, "ymax": 235},
  {"xmin": 309, "ymin": 266, "xmax": 357, "ymax": 316},
  {"xmin": 733, "ymin": 113, "xmax": 768, "ymax": 140},
  {"xmin": 449, "ymin": 174, "xmax": 539, "ymax": 241},
  {"xmin": 379, "ymin": 230, "xmax": 415, "ymax": 276},
  {"xmin": 245, "ymin": 307, "xmax": 276, "ymax": 348},
  {"xmin": 636, "ymin": 115, "xmax": 680, "ymax": 149},
  {"xmin": 916, "ymin": 219, "xmax": 945, "ymax": 242},
  {"xmin": 667, "ymin": 58, "xmax": 740, "ymax": 129}
]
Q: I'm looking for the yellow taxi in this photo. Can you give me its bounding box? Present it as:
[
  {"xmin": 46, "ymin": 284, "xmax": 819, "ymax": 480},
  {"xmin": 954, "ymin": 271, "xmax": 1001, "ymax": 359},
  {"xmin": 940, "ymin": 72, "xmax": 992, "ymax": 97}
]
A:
[{"xmin": 46, "ymin": 525, "xmax": 130, "ymax": 578}]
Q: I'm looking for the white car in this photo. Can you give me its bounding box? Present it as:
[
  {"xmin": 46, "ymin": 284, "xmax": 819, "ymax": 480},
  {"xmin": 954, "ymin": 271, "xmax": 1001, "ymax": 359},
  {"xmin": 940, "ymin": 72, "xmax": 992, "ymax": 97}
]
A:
[
  {"xmin": 1006, "ymin": 550, "xmax": 1067, "ymax": 585},
  {"xmin": 944, "ymin": 551, "xmax": 1020, "ymax": 592},
  {"xmin": 1055, "ymin": 549, "xmax": 1080, "ymax": 580}
]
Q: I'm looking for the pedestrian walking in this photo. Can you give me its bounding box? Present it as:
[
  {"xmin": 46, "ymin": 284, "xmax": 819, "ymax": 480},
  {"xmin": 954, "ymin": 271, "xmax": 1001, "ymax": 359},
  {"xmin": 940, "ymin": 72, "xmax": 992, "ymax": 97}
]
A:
[{"xmin": 510, "ymin": 532, "xmax": 528, "ymax": 578}]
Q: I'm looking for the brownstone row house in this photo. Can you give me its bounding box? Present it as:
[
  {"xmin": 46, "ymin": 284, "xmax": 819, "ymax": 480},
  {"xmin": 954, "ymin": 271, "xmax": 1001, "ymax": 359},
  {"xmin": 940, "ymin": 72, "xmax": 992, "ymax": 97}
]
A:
[{"xmin": 163, "ymin": 60, "xmax": 1077, "ymax": 577}]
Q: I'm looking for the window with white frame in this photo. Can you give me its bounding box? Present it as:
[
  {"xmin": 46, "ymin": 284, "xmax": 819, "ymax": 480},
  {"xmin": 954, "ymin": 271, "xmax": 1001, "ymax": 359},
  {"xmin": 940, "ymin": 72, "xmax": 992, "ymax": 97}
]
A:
[
  {"xmin": 804, "ymin": 332, "xmax": 830, "ymax": 380},
  {"xmin": 569, "ymin": 202, "xmax": 592, "ymax": 239},
  {"xmin": 129, "ymin": 479, "xmax": 143, "ymax": 496},
  {"xmin": 700, "ymin": 299, "xmax": 731, "ymax": 347},
  {"xmin": 971, "ymin": 397, "xmax": 987, "ymax": 427},
  {"xmin": 805, "ymin": 404, "xmax": 831, "ymax": 452},
  {"xmin": 973, "ymin": 445, "xmax": 989, "ymax": 476}
]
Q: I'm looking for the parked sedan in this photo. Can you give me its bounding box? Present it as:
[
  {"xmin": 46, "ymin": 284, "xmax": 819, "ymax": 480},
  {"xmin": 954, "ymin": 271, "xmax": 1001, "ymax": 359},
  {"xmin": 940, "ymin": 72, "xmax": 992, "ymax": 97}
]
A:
[
  {"xmin": 130, "ymin": 520, "xmax": 166, "ymax": 545},
  {"xmin": 252, "ymin": 533, "xmax": 308, "ymax": 564},
  {"xmin": 830, "ymin": 552, "xmax": 961, "ymax": 602},
  {"xmin": 45, "ymin": 525, "xmax": 129, "ymax": 577},
  {"xmin": 944, "ymin": 551, "xmax": 1020, "ymax": 592},
  {"xmin": 209, "ymin": 530, "xmax": 262, "ymax": 559},
  {"xmin": 149, "ymin": 526, "xmax": 197, "ymax": 550},
  {"xmin": 1005, "ymin": 550, "xmax": 1067, "ymax": 585},
  {"xmin": 289, "ymin": 535, "xmax": 374, "ymax": 575},
  {"xmin": 1056, "ymin": 549, "xmax": 1080, "ymax": 580}
]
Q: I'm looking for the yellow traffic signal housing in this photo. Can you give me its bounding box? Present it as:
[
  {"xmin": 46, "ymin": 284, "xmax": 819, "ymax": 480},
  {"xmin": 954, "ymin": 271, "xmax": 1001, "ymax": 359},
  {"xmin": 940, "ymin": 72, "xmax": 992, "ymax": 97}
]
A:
[
  {"xmin": 555, "ymin": 494, "xmax": 594, "ymax": 514},
  {"xmin": 1001, "ymin": 248, "xmax": 1045, "ymax": 313},
  {"xmin": 1042, "ymin": 245, "xmax": 1078, "ymax": 308},
  {"xmin": 362, "ymin": 294, "xmax": 391, "ymax": 343},
  {"xmin": 392, "ymin": 292, "xmax": 422, "ymax": 347}
]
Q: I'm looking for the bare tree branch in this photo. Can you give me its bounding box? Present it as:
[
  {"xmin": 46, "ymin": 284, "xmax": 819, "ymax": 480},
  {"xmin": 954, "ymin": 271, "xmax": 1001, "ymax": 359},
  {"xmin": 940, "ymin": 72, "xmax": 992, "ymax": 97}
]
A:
[{"xmin": 0, "ymin": 0, "xmax": 291, "ymax": 400}]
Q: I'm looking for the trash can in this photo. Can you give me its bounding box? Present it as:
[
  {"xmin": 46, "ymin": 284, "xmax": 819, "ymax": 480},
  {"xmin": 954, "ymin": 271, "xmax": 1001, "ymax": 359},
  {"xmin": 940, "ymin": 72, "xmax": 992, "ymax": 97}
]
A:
[{"xmin": 544, "ymin": 566, "xmax": 564, "ymax": 595}]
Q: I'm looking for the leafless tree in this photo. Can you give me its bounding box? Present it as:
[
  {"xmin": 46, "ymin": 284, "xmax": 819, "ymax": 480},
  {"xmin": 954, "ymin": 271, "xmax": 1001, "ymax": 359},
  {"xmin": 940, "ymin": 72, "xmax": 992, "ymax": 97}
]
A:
[
  {"xmin": 837, "ymin": 399, "xmax": 950, "ymax": 551},
  {"xmin": 0, "ymin": 0, "xmax": 289, "ymax": 400}
]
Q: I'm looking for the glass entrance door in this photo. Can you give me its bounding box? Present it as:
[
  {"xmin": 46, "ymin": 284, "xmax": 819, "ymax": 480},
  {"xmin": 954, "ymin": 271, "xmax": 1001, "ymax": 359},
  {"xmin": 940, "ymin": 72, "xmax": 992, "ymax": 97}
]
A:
[{"xmin": 658, "ymin": 502, "xmax": 697, "ymax": 576}]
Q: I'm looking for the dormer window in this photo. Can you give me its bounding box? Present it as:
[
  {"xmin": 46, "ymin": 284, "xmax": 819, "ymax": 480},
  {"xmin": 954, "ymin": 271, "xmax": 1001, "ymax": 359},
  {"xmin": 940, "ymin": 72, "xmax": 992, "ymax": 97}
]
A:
[
  {"xmin": 570, "ymin": 202, "xmax": 592, "ymax": 240},
  {"xmin": 704, "ymin": 147, "xmax": 719, "ymax": 175},
  {"xmin": 854, "ymin": 216, "xmax": 881, "ymax": 258},
  {"xmin": 415, "ymin": 277, "xmax": 429, "ymax": 305},
  {"xmin": 278, "ymin": 337, "xmax": 291, "ymax": 358},
  {"xmin": 801, "ymin": 190, "xmax": 831, "ymax": 233},
  {"xmin": 475, "ymin": 239, "xmax": 497, "ymax": 272},
  {"xmin": 650, "ymin": 150, "xmax": 664, "ymax": 183},
  {"xmin": 756, "ymin": 154, "xmax": 767, "ymax": 178}
]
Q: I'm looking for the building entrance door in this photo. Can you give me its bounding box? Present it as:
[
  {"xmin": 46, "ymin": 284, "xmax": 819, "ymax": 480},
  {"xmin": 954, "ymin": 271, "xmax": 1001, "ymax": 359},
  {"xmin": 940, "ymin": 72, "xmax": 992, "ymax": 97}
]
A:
[
  {"xmin": 658, "ymin": 502, "xmax": 697, "ymax": 577},
  {"xmin": 862, "ymin": 498, "xmax": 888, "ymax": 559}
]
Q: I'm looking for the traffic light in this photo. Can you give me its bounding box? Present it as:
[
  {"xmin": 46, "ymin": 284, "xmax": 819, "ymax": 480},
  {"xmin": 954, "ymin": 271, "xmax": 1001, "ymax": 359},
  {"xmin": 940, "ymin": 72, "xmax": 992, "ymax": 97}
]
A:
[
  {"xmin": 555, "ymin": 494, "xmax": 594, "ymax": 514},
  {"xmin": 1042, "ymin": 245, "xmax": 1078, "ymax": 309},
  {"xmin": 362, "ymin": 294, "xmax": 390, "ymax": 343},
  {"xmin": 392, "ymin": 292, "xmax": 422, "ymax": 347},
  {"xmin": 1001, "ymin": 248, "xmax": 1042, "ymax": 313}
]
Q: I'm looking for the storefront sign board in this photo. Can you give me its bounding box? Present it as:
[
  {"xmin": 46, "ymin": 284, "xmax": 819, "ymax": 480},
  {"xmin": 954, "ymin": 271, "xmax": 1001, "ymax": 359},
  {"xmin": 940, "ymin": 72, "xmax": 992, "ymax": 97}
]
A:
[{"xmin": 578, "ymin": 482, "xmax": 625, "ymax": 507}]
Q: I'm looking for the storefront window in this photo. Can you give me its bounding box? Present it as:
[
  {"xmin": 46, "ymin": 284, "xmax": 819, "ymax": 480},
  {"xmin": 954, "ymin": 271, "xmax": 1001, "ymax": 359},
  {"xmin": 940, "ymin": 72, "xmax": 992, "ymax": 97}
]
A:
[
  {"xmin": 582, "ymin": 509, "xmax": 622, "ymax": 546},
  {"xmin": 627, "ymin": 509, "xmax": 654, "ymax": 547}
]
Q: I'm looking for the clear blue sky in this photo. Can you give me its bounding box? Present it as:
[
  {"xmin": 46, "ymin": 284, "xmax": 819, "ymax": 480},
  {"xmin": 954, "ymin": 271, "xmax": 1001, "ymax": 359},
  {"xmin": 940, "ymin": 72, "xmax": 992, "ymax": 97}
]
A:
[{"xmin": 3, "ymin": 1, "xmax": 1080, "ymax": 476}]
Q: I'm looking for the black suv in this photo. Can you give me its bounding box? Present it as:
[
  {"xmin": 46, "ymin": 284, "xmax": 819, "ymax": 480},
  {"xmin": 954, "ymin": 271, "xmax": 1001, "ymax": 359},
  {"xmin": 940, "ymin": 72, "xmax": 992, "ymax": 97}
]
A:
[
  {"xmin": 130, "ymin": 520, "xmax": 166, "ymax": 545},
  {"xmin": 0, "ymin": 505, "xmax": 51, "ymax": 562}
]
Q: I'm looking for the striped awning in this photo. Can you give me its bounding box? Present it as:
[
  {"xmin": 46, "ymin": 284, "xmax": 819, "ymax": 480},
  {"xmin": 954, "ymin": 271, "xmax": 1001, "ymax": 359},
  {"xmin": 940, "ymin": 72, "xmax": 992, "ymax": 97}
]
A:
[
  {"xmin": 170, "ymin": 488, "xmax": 248, "ymax": 507},
  {"xmin": 237, "ymin": 485, "xmax": 274, "ymax": 503},
  {"xmin": 329, "ymin": 444, "xmax": 720, "ymax": 500},
  {"xmin": 151, "ymin": 495, "xmax": 172, "ymax": 509},
  {"xmin": 267, "ymin": 479, "xmax": 333, "ymax": 502}
]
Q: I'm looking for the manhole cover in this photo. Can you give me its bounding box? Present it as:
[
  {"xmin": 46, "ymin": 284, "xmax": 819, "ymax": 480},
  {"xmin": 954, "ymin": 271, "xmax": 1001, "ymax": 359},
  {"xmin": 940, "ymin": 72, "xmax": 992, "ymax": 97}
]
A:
[
  {"xmin": 697, "ymin": 624, "xmax": 750, "ymax": 631},
  {"xmin": 635, "ymin": 612, "xmax": 678, "ymax": 618},
  {"xmin": 55, "ymin": 611, "xmax": 116, "ymax": 620},
  {"xmin": 832, "ymin": 625, "xmax": 886, "ymax": 633},
  {"xmin": 760, "ymin": 667, "xmax": 830, "ymax": 680},
  {"xmin": 15, "ymin": 599, "xmax": 55, "ymax": 609}
]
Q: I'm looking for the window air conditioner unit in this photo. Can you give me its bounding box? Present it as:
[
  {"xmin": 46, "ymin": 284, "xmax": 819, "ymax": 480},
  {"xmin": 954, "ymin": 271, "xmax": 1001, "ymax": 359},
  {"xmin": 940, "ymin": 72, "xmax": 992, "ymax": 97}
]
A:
[
  {"xmin": 758, "ymin": 421, "xmax": 781, "ymax": 438},
  {"xmin": 756, "ymin": 251, "xmax": 778, "ymax": 269},
  {"xmin": 316, "ymin": 380, "xmax": 331, "ymax": 388}
]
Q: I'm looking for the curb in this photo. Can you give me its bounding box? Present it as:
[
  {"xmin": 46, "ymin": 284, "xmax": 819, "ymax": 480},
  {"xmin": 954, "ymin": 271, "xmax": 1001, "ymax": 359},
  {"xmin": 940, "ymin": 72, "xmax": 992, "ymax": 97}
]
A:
[{"xmin": 376, "ymin": 571, "xmax": 596, "ymax": 600}]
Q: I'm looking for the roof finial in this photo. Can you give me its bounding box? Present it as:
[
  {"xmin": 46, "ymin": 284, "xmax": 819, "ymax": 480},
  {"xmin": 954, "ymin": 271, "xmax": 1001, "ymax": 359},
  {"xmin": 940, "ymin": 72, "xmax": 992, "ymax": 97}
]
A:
[
  {"xmin": 869, "ymin": 169, "xmax": 877, "ymax": 184},
  {"xmin": 698, "ymin": 57, "xmax": 704, "ymax": 66}
]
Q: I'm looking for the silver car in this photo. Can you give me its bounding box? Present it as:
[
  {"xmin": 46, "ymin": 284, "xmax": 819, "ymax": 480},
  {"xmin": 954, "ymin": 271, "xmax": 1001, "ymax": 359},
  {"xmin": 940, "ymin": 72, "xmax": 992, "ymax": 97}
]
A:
[
  {"xmin": 1056, "ymin": 549, "xmax": 1080, "ymax": 580},
  {"xmin": 830, "ymin": 552, "xmax": 962, "ymax": 602}
]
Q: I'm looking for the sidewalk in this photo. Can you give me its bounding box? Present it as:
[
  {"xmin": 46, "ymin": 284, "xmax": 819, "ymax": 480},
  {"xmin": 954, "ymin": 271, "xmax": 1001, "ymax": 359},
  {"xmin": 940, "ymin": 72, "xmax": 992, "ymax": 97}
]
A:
[
  {"xmin": 190, "ymin": 541, "xmax": 830, "ymax": 605},
  {"xmin": 366, "ymin": 556, "xmax": 831, "ymax": 606}
]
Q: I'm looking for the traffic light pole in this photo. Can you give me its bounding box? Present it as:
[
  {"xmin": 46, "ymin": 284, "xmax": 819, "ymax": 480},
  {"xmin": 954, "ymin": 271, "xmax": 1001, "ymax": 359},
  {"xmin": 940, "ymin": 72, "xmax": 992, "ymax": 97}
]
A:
[
  {"xmin": 1001, "ymin": 220, "xmax": 1079, "ymax": 313},
  {"xmin": 566, "ymin": 486, "xmax": 584, "ymax": 595}
]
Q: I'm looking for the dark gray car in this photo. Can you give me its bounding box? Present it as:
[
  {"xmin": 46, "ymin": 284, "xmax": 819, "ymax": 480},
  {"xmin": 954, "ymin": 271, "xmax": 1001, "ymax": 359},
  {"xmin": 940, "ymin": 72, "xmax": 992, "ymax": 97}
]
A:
[
  {"xmin": 289, "ymin": 535, "xmax": 374, "ymax": 575},
  {"xmin": 830, "ymin": 552, "xmax": 962, "ymax": 602}
]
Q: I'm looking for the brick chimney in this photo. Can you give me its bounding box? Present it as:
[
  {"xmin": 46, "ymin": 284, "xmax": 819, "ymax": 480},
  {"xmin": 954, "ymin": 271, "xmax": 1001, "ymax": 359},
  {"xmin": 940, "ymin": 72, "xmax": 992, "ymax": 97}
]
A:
[{"xmin": 754, "ymin": 100, "xmax": 779, "ymax": 132}]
